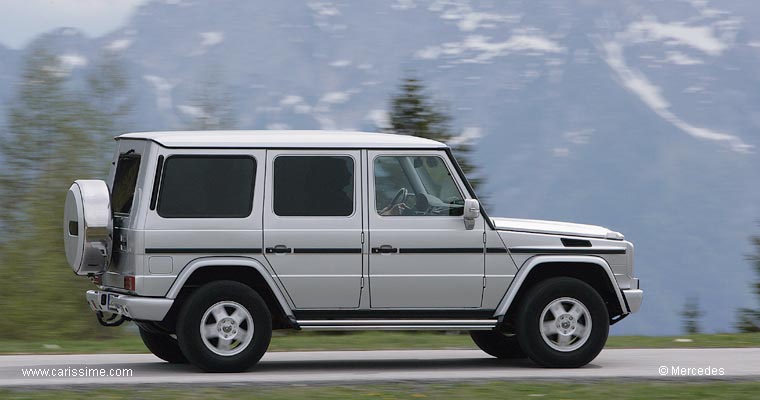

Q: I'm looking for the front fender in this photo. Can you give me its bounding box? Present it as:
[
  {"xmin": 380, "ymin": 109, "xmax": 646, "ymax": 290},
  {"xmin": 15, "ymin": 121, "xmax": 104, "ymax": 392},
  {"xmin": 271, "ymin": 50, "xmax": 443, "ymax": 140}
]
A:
[{"xmin": 493, "ymin": 255, "xmax": 628, "ymax": 318}]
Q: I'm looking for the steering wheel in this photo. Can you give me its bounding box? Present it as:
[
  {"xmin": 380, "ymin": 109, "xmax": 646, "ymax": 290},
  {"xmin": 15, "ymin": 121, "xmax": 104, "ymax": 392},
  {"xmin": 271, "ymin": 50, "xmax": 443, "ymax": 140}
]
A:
[{"xmin": 386, "ymin": 187, "xmax": 408, "ymax": 210}]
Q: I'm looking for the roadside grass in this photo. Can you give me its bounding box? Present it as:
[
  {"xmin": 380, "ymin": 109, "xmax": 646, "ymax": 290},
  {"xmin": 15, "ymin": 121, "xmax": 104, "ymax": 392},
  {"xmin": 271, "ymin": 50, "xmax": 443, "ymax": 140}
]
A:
[
  {"xmin": 1, "ymin": 331, "xmax": 759, "ymax": 355},
  {"xmin": 3, "ymin": 382, "xmax": 760, "ymax": 400}
]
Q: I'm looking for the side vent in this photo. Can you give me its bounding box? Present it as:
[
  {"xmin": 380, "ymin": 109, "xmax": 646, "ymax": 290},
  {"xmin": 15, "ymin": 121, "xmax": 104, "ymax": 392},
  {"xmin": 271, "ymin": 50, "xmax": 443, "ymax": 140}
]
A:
[{"xmin": 561, "ymin": 238, "xmax": 592, "ymax": 247}]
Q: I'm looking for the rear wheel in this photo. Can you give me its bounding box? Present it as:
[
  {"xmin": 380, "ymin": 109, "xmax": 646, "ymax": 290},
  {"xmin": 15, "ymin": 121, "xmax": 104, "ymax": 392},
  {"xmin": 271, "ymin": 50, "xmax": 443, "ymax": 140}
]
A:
[
  {"xmin": 176, "ymin": 281, "xmax": 272, "ymax": 372},
  {"xmin": 469, "ymin": 331, "xmax": 526, "ymax": 359},
  {"xmin": 138, "ymin": 326, "xmax": 187, "ymax": 364},
  {"xmin": 516, "ymin": 277, "xmax": 609, "ymax": 368}
]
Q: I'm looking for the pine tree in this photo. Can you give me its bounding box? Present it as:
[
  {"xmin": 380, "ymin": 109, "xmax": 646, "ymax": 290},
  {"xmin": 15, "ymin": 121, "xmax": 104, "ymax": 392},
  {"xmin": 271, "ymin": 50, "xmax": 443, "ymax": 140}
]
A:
[{"xmin": 386, "ymin": 76, "xmax": 484, "ymax": 191}]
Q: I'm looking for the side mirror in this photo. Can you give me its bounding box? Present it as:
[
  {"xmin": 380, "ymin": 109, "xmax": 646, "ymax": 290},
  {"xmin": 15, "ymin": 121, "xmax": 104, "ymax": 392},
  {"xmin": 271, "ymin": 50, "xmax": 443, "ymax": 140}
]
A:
[{"xmin": 463, "ymin": 199, "xmax": 480, "ymax": 230}]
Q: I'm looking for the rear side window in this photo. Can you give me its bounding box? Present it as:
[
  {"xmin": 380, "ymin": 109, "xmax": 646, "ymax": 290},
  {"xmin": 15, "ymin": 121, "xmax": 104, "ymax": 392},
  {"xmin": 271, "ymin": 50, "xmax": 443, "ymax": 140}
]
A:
[
  {"xmin": 157, "ymin": 156, "xmax": 256, "ymax": 218},
  {"xmin": 273, "ymin": 156, "xmax": 354, "ymax": 216},
  {"xmin": 111, "ymin": 153, "xmax": 141, "ymax": 215}
]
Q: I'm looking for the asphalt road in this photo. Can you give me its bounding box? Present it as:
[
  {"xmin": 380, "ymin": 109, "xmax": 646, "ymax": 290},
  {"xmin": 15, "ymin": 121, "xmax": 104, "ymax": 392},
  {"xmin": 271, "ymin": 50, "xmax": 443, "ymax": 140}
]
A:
[{"xmin": 1, "ymin": 348, "xmax": 758, "ymax": 387}]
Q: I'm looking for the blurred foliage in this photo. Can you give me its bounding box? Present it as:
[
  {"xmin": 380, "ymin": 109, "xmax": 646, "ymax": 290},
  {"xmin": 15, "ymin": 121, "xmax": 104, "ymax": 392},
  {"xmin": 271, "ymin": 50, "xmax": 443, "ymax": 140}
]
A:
[
  {"xmin": 736, "ymin": 233, "xmax": 760, "ymax": 332},
  {"xmin": 0, "ymin": 43, "xmax": 132, "ymax": 340},
  {"xmin": 681, "ymin": 296, "xmax": 702, "ymax": 334},
  {"xmin": 386, "ymin": 75, "xmax": 484, "ymax": 193}
]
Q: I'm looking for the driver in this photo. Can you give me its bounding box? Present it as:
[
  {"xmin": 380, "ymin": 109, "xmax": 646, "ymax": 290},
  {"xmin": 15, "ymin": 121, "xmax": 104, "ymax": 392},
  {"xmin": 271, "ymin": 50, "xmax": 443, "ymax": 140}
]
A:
[{"xmin": 379, "ymin": 201, "xmax": 408, "ymax": 216}]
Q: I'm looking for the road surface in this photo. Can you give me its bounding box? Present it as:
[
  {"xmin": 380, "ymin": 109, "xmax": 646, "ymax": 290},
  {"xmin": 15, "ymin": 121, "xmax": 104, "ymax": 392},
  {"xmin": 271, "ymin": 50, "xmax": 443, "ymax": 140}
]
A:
[{"xmin": 1, "ymin": 348, "xmax": 758, "ymax": 387}]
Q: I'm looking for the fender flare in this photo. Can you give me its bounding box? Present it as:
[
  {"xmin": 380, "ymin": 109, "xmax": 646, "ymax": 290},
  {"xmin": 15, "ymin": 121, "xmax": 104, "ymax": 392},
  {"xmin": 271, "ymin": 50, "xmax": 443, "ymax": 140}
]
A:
[
  {"xmin": 165, "ymin": 256, "xmax": 294, "ymax": 318},
  {"xmin": 493, "ymin": 255, "xmax": 628, "ymax": 318}
]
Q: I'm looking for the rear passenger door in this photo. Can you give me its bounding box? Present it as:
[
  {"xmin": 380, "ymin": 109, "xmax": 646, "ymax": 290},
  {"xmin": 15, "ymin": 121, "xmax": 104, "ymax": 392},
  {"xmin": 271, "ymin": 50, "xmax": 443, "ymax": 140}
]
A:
[{"xmin": 262, "ymin": 150, "xmax": 363, "ymax": 309}]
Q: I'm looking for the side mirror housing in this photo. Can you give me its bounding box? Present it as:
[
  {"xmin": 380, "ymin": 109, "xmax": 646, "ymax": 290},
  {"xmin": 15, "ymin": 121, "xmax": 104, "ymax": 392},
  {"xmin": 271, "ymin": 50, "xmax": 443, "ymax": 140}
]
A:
[{"xmin": 463, "ymin": 199, "xmax": 480, "ymax": 230}]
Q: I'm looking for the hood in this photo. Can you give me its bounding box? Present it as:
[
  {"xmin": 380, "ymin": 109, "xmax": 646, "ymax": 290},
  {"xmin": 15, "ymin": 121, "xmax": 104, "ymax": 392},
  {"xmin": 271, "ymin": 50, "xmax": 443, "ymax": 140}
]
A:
[{"xmin": 491, "ymin": 217, "xmax": 624, "ymax": 240}]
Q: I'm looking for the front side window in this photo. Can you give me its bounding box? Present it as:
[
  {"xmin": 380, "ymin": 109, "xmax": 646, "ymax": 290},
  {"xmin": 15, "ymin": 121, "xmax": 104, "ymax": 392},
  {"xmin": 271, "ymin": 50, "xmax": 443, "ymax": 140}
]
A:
[
  {"xmin": 157, "ymin": 156, "xmax": 256, "ymax": 218},
  {"xmin": 111, "ymin": 153, "xmax": 141, "ymax": 215},
  {"xmin": 374, "ymin": 155, "xmax": 464, "ymax": 216},
  {"xmin": 273, "ymin": 156, "xmax": 354, "ymax": 217}
]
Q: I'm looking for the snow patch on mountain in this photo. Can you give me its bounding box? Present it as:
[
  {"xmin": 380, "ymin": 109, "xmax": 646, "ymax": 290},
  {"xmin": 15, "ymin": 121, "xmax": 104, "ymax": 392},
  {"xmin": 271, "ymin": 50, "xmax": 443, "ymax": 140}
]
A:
[
  {"xmin": 626, "ymin": 18, "xmax": 732, "ymax": 56},
  {"xmin": 416, "ymin": 32, "xmax": 564, "ymax": 63},
  {"xmin": 143, "ymin": 75, "xmax": 175, "ymax": 110},
  {"xmin": 430, "ymin": 1, "xmax": 519, "ymax": 32},
  {"xmin": 660, "ymin": 50, "xmax": 703, "ymax": 65},
  {"xmin": 365, "ymin": 109, "xmax": 389, "ymax": 130},
  {"xmin": 448, "ymin": 126, "xmax": 483, "ymax": 146},
  {"xmin": 602, "ymin": 40, "xmax": 751, "ymax": 152},
  {"xmin": 191, "ymin": 31, "xmax": 224, "ymax": 55},
  {"xmin": 105, "ymin": 38, "xmax": 133, "ymax": 51}
]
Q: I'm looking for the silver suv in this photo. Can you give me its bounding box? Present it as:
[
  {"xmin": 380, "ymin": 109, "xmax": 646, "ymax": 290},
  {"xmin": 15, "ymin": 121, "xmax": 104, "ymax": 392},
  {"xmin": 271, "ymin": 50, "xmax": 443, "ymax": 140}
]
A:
[{"xmin": 64, "ymin": 130, "xmax": 643, "ymax": 372}]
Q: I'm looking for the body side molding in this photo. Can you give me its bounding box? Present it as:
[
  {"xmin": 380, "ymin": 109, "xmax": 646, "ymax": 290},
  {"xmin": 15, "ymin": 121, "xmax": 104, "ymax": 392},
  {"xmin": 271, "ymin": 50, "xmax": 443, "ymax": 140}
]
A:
[
  {"xmin": 493, "ymin": 255, "xmax": 628, "ymax": 318},
  {"xmin": 164, "ymin": 256, "xmax": 295, "ymax": 318}
]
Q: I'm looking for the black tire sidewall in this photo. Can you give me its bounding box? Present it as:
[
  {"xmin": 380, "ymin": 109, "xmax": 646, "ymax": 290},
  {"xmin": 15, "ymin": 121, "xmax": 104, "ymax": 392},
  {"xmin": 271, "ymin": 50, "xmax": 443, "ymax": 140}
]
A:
[
  {"xmin": 517, "ymin": 277, "xmax": 609, "ymax": 368},
  {"xmin": 469, "ymin": 331, "xmax": 525, "ymax": 359},
  {"xmin": 176, "ymin": 280, "xmax": 272, "ymax": 372},
  {"xmin": 138, "ymin": 327, "xmax": 187, "ymax": 364}
]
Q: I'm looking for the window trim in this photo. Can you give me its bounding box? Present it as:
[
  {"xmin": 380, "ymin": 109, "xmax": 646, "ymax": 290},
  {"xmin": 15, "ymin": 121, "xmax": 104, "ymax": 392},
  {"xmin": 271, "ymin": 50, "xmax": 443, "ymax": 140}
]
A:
[
  {"xmin": 271, "ymin": 153, "xmax": 357, "ymax": 218},
  {"xmin": 372, "ymin": 153, "xmax": 466, "ymax": 218},
  {"xmin": 156, "ymin": 154, "xmax": 257, "ymax": 219}
]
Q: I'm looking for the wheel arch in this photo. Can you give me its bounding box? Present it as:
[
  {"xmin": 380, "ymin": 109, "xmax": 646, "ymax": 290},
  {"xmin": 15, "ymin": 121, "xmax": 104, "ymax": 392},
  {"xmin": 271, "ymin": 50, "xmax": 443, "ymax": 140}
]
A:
[
  {"xmin": 493, "ymin": 255, "xmax": 628, "ymax": 324},
  {"xmin": 161, "ymin": 257, "xmax": 296, "ymax": 331}
]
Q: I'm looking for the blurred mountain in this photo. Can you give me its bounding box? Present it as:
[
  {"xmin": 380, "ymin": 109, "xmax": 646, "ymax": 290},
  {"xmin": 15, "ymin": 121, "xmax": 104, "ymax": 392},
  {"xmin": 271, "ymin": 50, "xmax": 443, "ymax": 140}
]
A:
[{"xmin": 2, "ymin": 0, "xmax": 759, "ymax": 335}]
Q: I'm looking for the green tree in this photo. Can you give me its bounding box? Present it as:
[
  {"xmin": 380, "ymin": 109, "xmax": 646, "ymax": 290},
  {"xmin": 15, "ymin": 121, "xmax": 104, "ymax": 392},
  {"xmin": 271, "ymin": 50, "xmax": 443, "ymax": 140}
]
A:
[
  {"xmin": 737, "ymin": 233, "xmax": 760, "ymax": 332},
  {"xmin": 0, "ymin": 45, "xmax": 132, "ymax": 340},
  {"xmin": 386, "ymin": 76, "xmax": 483, "ymax": 191},
  {"xmin": 681, "ymin": 297, "xmax": 702, "ymax": 334}
]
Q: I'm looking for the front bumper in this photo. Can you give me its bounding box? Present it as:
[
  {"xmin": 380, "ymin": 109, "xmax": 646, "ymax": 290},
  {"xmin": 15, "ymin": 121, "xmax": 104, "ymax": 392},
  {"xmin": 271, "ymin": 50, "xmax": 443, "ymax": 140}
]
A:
[
  {"xmin": 86, "ymin": 290, "xmax": 173, "ymax": 321},
  {"xmin": 622, "ymin": 289, "xmax": 644, "ymax": 313}
]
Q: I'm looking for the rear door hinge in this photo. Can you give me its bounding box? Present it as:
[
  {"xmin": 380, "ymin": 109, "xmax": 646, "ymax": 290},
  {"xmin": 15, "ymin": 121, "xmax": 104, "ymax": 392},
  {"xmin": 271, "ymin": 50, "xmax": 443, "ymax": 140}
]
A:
[{"xmin": 361, "ymin": 231, "xmax": 365, "ymax": 244}]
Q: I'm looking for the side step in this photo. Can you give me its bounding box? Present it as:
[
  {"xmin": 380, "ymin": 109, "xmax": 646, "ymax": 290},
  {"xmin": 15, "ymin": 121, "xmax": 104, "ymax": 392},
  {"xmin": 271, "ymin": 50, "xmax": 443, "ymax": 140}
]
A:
[{"xmin": 296, "ymin": 319, "xmax": 498, "ymax": 331}]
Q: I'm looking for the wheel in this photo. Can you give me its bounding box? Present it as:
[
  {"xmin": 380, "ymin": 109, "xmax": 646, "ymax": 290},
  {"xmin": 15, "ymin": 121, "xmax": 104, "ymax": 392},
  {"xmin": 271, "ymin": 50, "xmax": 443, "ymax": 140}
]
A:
[
  {"xmin": 138, "ymin": 326, "xmax": 187, "ymax": 363},
  {"xmin": 176, "ymin": 281, "xmax": 272, "ymax": 372},
  {"xmin": 516, "ymin": 277, "xmax": 609, "ymax": 368},
  {"xmin": 469, "ymin": 331, "xmax": 526, "ymax": 359}
]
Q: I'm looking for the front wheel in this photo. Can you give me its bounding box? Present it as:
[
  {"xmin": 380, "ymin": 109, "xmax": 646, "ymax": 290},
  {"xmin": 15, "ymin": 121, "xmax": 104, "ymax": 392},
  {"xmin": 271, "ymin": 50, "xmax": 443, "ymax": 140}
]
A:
[
  {"xmin": 516, "ymin": 277, "xmax": 609, "ymax": 368},
  {"xmin": 176, "ymin": 281, "xmax": 272, "ymax": 372}
]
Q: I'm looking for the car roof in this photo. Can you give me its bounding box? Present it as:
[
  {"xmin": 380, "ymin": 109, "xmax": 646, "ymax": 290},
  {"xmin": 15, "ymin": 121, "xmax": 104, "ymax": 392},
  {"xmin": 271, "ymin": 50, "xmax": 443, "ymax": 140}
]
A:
[{"xmin": 116, "ymin": 130, "xmax": 446, "ymax": 149}]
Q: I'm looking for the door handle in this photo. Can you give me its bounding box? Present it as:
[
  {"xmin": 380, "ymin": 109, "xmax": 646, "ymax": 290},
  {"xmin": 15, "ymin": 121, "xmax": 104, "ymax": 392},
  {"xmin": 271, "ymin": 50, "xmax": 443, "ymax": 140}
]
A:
[
  {"xmin": 371, "ymin": 245, "xmax": 398, "ymax": 254},
  {"xmin": 266, "ymin": 245, "xmax": 292, "ymax": 254}
]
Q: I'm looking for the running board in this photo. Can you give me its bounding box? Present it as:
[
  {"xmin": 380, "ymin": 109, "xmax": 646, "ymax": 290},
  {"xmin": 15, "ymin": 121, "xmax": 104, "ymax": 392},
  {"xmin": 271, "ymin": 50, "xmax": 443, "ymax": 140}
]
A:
[{"xmin": 296, "ymin": 319, "xmax": 498, "ymax": 331}]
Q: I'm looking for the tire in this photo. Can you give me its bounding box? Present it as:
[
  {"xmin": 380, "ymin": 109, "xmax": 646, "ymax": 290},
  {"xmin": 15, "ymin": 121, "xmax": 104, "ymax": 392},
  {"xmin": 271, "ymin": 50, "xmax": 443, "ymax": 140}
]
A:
[
  {"xmin": 176, "ymin": 281, "xmax": 272, "ymax": 372},
  {"xmin": 516, "ymin": 277, "xmax": 609, "ymax": 368},
  {"xmin": 138, "ymin": 327, "xmax": 187, "ymax": 364},
  {"xmin": 469, "ymin": 331, "xmax": 526, "ymax": 359}
]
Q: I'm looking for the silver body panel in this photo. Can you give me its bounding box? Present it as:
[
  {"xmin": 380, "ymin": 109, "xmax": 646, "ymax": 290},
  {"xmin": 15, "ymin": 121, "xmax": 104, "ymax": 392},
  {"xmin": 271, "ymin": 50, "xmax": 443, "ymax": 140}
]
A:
[{"xmin": 78, "ymin": 130, "xmax": 641, "ymax": 327}]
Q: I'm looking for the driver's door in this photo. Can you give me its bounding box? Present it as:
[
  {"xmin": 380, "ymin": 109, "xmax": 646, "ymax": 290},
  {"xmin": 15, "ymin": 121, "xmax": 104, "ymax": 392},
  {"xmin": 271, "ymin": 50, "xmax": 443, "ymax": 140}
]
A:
[{"xmin": 367, "ymin": 150, "xmax": 485, "ymax": 308}]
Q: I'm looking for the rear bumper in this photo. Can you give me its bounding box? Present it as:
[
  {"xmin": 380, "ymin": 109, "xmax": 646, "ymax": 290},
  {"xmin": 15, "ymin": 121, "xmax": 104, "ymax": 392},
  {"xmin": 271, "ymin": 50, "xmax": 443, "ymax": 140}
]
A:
[
  {"xmin": 622, "ymin": 289, "xmax": 644, "ymax": 313},
  {"xmin": 86, "ymin": 290, "xmax": 173, "ymax": 321}
]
